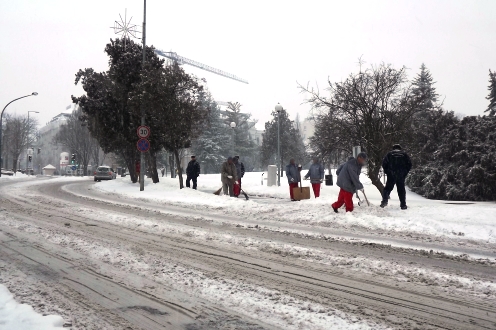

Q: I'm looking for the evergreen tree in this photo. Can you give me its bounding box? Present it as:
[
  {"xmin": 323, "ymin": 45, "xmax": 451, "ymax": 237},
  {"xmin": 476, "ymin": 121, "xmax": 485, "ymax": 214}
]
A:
[
  {"xmin": 412, "ymin": 63, "xmax": 439, "ymax": 111},
  {"xmin": 222, "ymin": 102, "xmax": 259, "ymax": 171},
  {"xmin": 72, "ymin": 38, "xmax": 164, "ymax": 183},
  {"xmin": 406, "ymin": 115, "xmax": 496, "ymax": 201},
  {"xmin": 192, "ymin": 102, "xmax": 231, "ymax": 174},
  {"xmin": 261, "ymin": 109, "xmax": 307, "ymax": 171},
  {"xmin": 485, "ymin": 69, "xmax": 496, "ymax": 116},
  {"xmin": 409, "ymin": 64, "xmax": 442, "ymax": 166}
]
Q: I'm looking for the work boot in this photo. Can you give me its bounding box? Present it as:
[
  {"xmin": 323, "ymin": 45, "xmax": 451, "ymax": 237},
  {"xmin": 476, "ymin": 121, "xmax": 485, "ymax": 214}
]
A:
[
  {"xmin": 401, "ymin": 204, "xmax": 408, "ymax": 210},
  {"xmin": 380, "ymin": 201, "xmax": 388, "ymax": 208}
]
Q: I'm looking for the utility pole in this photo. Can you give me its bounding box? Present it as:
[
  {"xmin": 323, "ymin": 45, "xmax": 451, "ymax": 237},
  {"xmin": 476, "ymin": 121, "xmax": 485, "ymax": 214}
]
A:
[
  {"xmin": 275, "ymin": 103, "xmax": 283, "ymax": 186},
  {"xmin": 140, "ymin": 0, "xmax": 146, "ymax": 191}
]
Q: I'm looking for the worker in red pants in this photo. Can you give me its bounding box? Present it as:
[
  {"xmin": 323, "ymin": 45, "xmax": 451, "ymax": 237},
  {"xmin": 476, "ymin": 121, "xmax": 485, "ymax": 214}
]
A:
[
  {"xmin": 285, "ymin": 159, "xmax": 301, "ymax": 201},
  {"xmin": 332, "ymin": 153, "xmax": 367, "ymax": 213},
  {"xmin": 304, "ymin": 158, "xmax": 325, "ymax": 198}
]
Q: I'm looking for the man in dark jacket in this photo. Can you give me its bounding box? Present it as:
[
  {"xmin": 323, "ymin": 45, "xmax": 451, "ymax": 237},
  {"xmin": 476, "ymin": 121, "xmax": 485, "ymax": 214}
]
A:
[
  {"xmin": 380, "ymin": 144, "xmax": 412, "ymax": 210},
  {"xmin": 233, "ymin": 156, "xmax": 245, "ymax": 197},
  {"xmin": 332, "ymin": 153, "xmax": 367, "ymax": 213},
  {"xmin": 186, "ymin": 156, "xmax": 201, "ymax": 189},
  {"xmin": 286, "ymin": 159, "xmax": 301, "ymax": 201},
  {"xmin": 304, "ymin": 158, "xmax": 325, "ymax": 198}
]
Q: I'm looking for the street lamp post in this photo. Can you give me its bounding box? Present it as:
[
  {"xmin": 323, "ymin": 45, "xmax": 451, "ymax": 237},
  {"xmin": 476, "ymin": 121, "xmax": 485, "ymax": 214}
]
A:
[
  {"xmin": 275, "ymin": 103, "xmax": 283, "ymax": 186},
  {"xmin": 230, "ymin": 122, "xmax": 236, "ymax": 155},
  {"xmin": 26, "ymin": 111, "xmax": 39, "ymax": 175},
  {"xmin": 140, "ymin": 0, "xmax": 147, "ymax": 191},
  {"xmin": 0, "ymin": 92, "xmax": 38, "ymax": 177}
]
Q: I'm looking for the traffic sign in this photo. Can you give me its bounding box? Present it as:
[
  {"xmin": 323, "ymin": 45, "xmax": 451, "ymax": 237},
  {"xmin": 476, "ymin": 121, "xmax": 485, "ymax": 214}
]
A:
[
  {"xmin": 137, "ymin": 126, "xmax": 151, "ymax": 139},
  {"xmin": 137, "ymin": 138, "xmax": 150, "ymax": 152}
]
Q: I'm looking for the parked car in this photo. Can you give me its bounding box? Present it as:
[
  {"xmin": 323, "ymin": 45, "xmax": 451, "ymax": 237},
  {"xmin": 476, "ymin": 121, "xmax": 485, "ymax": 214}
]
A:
[
  {"xmin": 94, "ymin": 166, "xmax": 113, "ymax": 182},
  {"xmin": 1, "ymin": 169, "xmax": 14, "ymax": 176}
]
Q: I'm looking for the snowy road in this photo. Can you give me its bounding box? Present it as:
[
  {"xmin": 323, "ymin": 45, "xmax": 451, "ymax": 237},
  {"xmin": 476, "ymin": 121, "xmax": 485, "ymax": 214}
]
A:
[{"xmin": 1, "ymin": 178, "xmax": 495, "ymax": 329}]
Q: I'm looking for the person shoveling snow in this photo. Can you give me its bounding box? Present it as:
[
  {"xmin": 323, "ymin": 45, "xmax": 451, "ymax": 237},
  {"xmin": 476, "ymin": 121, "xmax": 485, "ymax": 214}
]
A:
[{"xmin": 332, "ymin": 153, "xmax": 368, "ymax": 213}]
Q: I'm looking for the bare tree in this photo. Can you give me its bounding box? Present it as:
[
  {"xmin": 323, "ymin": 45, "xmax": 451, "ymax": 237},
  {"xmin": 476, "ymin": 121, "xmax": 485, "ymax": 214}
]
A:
[
  {"xmin": 54, "ymin": 107, "xmax": 100, "ymax": 176},
  {"xmin": 299, "ymin": 62, "xmax": 426, "ymax": 193},
  {"xmin": 2, "ymin": 114, "xmax": 38, "ymax": 172}
]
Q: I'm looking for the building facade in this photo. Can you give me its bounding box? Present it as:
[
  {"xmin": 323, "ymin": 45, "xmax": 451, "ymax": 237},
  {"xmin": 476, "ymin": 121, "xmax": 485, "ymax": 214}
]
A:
[{"xmin": 35, "ymin": 112, "xmax": 72, "ymax": 173}]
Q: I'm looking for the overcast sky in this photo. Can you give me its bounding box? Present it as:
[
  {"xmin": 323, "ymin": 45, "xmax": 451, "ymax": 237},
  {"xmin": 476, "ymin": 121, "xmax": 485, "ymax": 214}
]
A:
[{"xmin": 1, "ymin": 0, "xmax": 495, "ymax": 130}]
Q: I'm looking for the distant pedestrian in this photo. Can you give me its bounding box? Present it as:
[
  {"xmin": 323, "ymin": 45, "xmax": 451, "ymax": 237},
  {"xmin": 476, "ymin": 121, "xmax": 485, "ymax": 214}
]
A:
[
  {"xmin": 380, "ymin": 144, "xmax": 412, "ymax": 210},
  {"xmin": 286, "ymin": 159, "xmax": 301, "ymax": 201},
  {"xmin": 304, "ymin": 158, "xmax": 325, "ymax": 198},
  {"xmin": 332, "ymin": 153, "xmax": 367, "ymax": 213},
  {"xmin": 135, "ymin": 160, "xmax": 141, "ymax": 183},
  {"xmin": 233, "ymin": 156, "xmax": 245, "ymax": 197},
  {"xmin": 221, "ymin": 157, "xmax": 238, "ymax": 197},
  {"xmin": 186, "ymin": 156, "xmax": 201, "ymax": 190}
]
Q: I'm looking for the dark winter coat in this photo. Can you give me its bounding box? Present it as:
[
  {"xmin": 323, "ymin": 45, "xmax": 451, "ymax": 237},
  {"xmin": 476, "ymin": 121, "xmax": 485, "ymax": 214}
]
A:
[
  {"xmin": 233, "ymin": 159, "xmax": 245, "ymax": 179},
  {"xmin": 336, "ymin": 158, "xmax": 364, "ymax": 193},
  {"xmin": 221, "ymin": 161, "xmax": 237, "ymax": 183},
  {"xmin": 285, "ymin": 163, "xmax": 301, "ymax": 184},
  {"xmin": 304, "ymin": 163, "xmax": 325, "ymax": 184},
  {"xmin": 382, "ymin": 150, "xmax": 412, "ymax": 177},
  {"xmin": 186, "ymin": 160, "xmax": 201, "ymax": 177}
]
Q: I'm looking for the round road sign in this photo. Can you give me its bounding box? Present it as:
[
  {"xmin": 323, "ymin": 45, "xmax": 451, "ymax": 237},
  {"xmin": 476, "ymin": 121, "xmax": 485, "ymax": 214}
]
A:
[
  {"xmin": 137, "ymin": 138, "xmax": 150, "ymax": 152},
  {"xmin": 137, "ymin": 125, "xmax": 151, "ymax": 139}
]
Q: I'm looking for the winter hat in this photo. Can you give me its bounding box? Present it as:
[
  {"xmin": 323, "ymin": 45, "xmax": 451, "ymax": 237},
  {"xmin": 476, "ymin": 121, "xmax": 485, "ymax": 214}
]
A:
[
  {"xmin": 393, "ymin": 144, "xmax": 402, "ymax": 150},
  {"xmin": 357, "ymin": 152, "xmax": 368, "ymax": 159}
]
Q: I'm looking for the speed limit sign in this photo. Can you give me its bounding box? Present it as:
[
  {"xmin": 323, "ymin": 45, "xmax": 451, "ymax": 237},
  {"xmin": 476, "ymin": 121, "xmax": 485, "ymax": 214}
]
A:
[{"xmin": 137, "ymin": 126, "xmax": 151, "ymax": 139}]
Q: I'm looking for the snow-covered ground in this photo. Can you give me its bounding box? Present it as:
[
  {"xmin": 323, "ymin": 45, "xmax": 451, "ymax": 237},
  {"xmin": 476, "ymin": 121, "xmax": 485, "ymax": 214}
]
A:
[
  {"xmin": 94, "ymin": 171, "xmax": 496, "ymax": 246},
  {"xmin": 0, "ymin": 284, "xmax": 64, "ymax": 330},
  {"xmin": 1, "ymin": 173, "xmax": 494, "ymax": 329}
]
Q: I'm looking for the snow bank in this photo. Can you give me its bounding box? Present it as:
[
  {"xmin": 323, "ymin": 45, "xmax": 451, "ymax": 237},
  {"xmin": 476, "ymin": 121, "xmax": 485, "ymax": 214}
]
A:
[
  {"xmin": 94, "ymin": 171, "xmax": 496, "ymax": 244},
  {"xmin": 0, "ymin": 284, "xmax": 64, "ymax": 330},
  {"xmin": 0, "ymin": 173, "xmax": 35, "ymax": 180}
]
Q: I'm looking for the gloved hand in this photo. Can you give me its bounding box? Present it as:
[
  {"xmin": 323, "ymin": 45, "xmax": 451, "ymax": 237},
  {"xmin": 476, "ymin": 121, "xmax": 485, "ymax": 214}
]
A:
[
  {"xmin": 227, "ymin": 175, "xmax": 233, "ymax": 179},
  {"xmin": 235, "ymin": 181, "xmax": 239, "ymax": 185}
]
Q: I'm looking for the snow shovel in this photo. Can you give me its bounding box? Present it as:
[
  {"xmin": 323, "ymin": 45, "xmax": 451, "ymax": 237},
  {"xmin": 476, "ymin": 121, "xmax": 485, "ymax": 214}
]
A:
[
  {"xmin": 359, "ymin": 189, "xmax": 370, "ymax": 206},
  {"xmin": 356, "ymin": 192, "xmax": 363, "ymax": 206},
  {"xmin": 293, "ymin": 177, "xmax": 310, "ymax": 201},
  {"xmin": 239, "ymin": 188, "xmax": 249, "ymax": 200}
]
